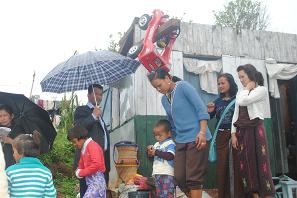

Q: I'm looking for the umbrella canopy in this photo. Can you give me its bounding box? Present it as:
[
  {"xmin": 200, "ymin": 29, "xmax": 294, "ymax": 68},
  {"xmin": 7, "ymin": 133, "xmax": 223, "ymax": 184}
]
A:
[
  {"xmin": 0, "ymin": 92, "xmax": 57, "ymax": 152},
  {"xmin": 40, "ymin": 50, "xmax": 140, "ymax": 93}
]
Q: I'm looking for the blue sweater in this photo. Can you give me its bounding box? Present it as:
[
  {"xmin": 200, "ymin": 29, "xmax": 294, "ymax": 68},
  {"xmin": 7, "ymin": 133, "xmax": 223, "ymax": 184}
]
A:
[{"xmin": 162, "ymin": 81, "xmax": 212, "ymax": 143}]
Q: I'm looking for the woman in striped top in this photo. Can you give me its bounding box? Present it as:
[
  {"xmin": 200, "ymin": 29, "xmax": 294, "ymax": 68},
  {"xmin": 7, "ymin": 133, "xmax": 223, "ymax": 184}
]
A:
[{"xmin": 5, "ymin": 131, "xmax": 57, "ymax": 198}]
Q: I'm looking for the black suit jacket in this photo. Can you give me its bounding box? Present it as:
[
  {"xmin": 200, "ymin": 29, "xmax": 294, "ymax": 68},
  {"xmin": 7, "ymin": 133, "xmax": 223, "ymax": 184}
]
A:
[{"xmin": 73, "ymin": 105, "xmax": 110, "ymax": 173}]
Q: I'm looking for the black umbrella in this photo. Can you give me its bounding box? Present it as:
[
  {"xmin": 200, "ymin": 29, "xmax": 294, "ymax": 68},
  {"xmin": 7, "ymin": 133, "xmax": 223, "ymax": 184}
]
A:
[{"xmin": 0, "ymin": 92, "xmax": 57, "ymax": 153}]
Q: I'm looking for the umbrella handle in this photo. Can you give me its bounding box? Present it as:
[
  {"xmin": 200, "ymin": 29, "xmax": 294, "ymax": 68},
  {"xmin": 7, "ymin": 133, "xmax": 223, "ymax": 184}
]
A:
[{"xmin": 92, "ymin": 85, "xmax": 98, "ymax": 107}]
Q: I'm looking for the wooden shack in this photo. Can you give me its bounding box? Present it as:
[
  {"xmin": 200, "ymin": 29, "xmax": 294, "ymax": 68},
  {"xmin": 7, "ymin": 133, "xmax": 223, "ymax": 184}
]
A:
[{"xmin": 105, "ymin": 19, "xmax": 297, "ymax": 188}]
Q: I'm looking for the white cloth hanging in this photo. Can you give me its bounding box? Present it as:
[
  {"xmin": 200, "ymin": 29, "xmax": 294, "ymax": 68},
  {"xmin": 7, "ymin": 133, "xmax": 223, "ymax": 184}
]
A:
[
  {"xmin": 265, "ymin": 58, "xmax": 297, "ymax": 98},
  {"xmin": 183, "ymin": 58, "xmax": 222, "ymax": 94}
]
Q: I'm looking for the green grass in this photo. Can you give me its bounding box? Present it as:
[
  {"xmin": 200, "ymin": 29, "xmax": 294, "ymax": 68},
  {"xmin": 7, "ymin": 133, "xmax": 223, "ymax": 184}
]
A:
[{"xmin": 55, "ymin": 174, "xmax": 78, "ymax": 198}]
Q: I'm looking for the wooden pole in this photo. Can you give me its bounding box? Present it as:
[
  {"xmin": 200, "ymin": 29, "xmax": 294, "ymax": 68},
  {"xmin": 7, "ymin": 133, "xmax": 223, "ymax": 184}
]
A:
[{"xmin": 29, "ymin": 71, "xmax": 36, "ymax": 99}]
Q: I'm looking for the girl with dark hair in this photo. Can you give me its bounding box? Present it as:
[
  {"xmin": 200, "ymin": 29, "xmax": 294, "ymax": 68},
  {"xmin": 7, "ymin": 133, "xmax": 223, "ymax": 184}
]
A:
[
  {"xmin": 207, "ymin": 73, "xmax": 243, "ymax": 198},
  {"xmin": 68, "ymin": 125, "xmax": 106, "ymax": 198},
  {"xmin": 0, "ymin": 104, "xmax": 24, "ymax": 168},
  {"xmin": 148, "ymin": 68, "xmax": 212, "ymax": 198},
  {"xmin": 5, "ymin": 131, "xmax": 57, "ymax": 197},
  {"xmin": 231, "ymin": 64, "xmax": 275, "ymax": 198}
]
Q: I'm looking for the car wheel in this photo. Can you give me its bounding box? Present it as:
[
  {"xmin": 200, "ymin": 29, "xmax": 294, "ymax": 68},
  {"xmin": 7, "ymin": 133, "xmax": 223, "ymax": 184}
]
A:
[
  {"xmin": 170, "ymin": 27, "xmax": 180, "ymax": 38},
  {"xmin": 138, "ymin": 14, "xmax": 151, "ymax": 30},
  {"xmin": 127, "ymin": 44, "xmax": 143, "ymax": 59}
]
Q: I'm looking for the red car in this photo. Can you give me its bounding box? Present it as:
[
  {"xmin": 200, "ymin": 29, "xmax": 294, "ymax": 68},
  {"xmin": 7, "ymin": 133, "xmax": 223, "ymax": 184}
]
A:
[{"xmin": 128, "ymin": 9, "xmax": 180, "ymax": 73}]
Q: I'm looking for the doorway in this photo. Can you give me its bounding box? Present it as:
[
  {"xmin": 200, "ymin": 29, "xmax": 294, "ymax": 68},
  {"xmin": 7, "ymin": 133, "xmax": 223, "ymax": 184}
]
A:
[{"xmin": 271, "ymin": 76, "xmax": 297, "ymax": 179}]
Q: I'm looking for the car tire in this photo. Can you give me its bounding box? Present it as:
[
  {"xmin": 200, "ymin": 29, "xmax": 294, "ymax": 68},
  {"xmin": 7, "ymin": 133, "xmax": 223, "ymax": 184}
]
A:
[
  {"xmin": 127, "ymin": 43, "xmax": 143, "ymax": 59},
  {"xmin": 170, "ymin": 27, "xmax": 181, "ymax": 38},
  {"xmin": 138, "ymin": 14, "xmax": 151, "ymax": 30}
]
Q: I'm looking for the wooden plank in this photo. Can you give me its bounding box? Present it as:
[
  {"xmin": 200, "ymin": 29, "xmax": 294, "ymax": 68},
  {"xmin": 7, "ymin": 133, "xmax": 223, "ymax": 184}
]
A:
[
  {"xmin": 260, "ymin": 31, "xmax": 280, "ymax": 61},
  {"xmin": 146, "ymin": 76, "xmax": 159, "ymax": 115},
  {"xmin": 276, "ymin": 33, "xmax": 297, "ymax": 63},
  {"xmin": 182, "ymin": 22, "xmax": 193, "ymax": 54},
  {"xmin": 253, "ymin": 30, "xmax": 264, "ymax": 59},
  {"xmin": 134, "ymin": 66, "xmax": 147, "ymax": 115},
  {"xmin": 170, "ymin": 51, "xmax": 184, "ymax": 79},
  {"xmin": 197, "ymin": 24, "xmax": 213, "ymax": 56},
  {"xmin": 247, "ymin": 30, "xmax": 257, "ymax": 58},
  {"xmin": 270, "ymin": 32, "xmax": 281, "ymax": 61},
  {"xmin": 277, "ymin": 32, "xmax": 289, "ymax": 62},
  {"xmin": 293, "ymin": 35, "xmax": 297, "ymax": 62},
  {"xmin": 212, "ymin": 25, "xmax": 222, "ymax": 56},
  {"xmin": 221, "ymin": 27, "xmax": 237, "ymax": 56},
  {"xmin": 192, "ymin": 23, "xmax": 202, "ymax": 55},
  {"xmin": 239, "ymin": 29, "xmax": 249, "ymax": 57},
  {"xmin": 286, "ymin": 34, "xmax": 297, "ymax": 63},
  {"xmin": 119, "ymin": 76, "xmax": 135, "ymax": 124},
  {"xmin": 111, "ymin": 88, "xmax": 119, "ymax": 129},
  {"xmin": 260, "ymin": 31, "xmax": 269, "ymax": 59}
]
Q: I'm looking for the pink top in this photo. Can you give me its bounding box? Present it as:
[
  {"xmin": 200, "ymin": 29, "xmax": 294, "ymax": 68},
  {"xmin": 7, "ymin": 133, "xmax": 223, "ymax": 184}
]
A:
[{"xmin": 77, "ymin": 138, "xmax": 105, "ymax": 177}]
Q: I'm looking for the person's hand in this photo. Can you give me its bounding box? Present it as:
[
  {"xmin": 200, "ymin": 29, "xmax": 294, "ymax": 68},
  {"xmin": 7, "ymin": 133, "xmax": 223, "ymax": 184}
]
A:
[
  {"xmin": 147, "ymin": 145, "xmax": 155, "ymax": 156},
  {"xmin": 92, "ymin": 106, "xmax": 102, "ymax": 119},
  {"xmin": 231, "ymin": 133, "xmax": 239, "ymax": 149},
  {"xmin": 0, "ymin": 134, "xmax": 4, "ymax": 142},
  {"xmin": 0, "ymin": 135, "xmax": 13, "ymax": 144},
  {"xmin": 196, "ymin": 131, "xmax": 207, "ymax": 150},
  {"xmin": 207, "ymin": 102, "xmax": 215, "ymax": 113},
  {"xmin": 75, "ymin": 169, "xmax": 83, "ymax": 179},
  {"xmin": 246, "ymin": 81, "xmax": 256, "ymax": 91}
]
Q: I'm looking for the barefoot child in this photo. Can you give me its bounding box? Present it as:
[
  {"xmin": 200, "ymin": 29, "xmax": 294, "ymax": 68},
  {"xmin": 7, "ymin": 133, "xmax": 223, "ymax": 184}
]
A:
[
  {"xmin": 67, "ymin": 125, "xmax": 106, "ymax": 198},
  {"xmin": 147, "ymin": 119, "xmax": 176, "ymax": 198},
  {"xmin": 5, "ymin": 131, "xmax": 57, "ymax": 197}
]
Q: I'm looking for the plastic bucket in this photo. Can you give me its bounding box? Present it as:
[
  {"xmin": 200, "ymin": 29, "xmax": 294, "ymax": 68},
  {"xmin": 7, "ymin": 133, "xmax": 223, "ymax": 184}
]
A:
[{"xmin": 128, "ymin": 191, "xmax": 150, "ymax": 198}]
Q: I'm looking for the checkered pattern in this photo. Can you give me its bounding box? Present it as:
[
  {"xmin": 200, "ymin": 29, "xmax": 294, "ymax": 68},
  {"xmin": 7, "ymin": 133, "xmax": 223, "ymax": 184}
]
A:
[
  {"xmin": 40, "ymin": 50, "xmax": 140, "ymax": 93},
  {"xmin": 155, "ymin": 174, "xmax": 175, "ymax": 198}
]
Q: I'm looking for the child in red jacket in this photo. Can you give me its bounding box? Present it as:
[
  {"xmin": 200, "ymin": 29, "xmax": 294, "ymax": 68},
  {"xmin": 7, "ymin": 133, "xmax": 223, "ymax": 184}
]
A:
[{"xmin": 68, "ymin": 125, "xmax": 106, "ymax": 198}]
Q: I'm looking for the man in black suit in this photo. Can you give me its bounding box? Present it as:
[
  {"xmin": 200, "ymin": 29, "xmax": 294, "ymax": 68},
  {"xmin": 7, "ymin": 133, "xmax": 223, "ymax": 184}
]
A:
[{"xmin": 73, "ymin": 84, "xmax": 110, "ymax": 197}]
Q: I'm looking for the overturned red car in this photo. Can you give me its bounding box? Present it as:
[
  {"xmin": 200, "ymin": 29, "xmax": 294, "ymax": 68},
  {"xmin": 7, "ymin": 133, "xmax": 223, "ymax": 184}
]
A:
[{"xmin": 127, "ymin": 9, "xmax": 180, "ymax": 73}]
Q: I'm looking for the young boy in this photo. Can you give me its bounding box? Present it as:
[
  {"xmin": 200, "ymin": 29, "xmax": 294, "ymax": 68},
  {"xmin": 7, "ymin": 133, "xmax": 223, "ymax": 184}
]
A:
[
  {"xmin": 147, "ymin": 119, "xmax": 176, "ymax": 198},
  {"xmin": 67, "ymin": 125, "xmax": 106, "ymax": 198}
]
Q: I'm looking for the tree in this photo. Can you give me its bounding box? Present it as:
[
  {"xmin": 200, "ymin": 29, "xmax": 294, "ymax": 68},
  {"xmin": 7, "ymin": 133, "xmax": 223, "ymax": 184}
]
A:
[
  {"xmin": 107, "ymin": 32, "xmax": 123, "ymax": 52},
  {"xmin": 214, "ymin": 0, "xmax": 269, "ymax": 33}
]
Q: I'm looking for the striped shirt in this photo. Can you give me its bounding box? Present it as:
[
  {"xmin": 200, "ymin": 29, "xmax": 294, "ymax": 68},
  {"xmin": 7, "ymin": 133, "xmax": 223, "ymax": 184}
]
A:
[{"xmin": 6, "ymin": 157, "xmax": 57, "ymax": 198}]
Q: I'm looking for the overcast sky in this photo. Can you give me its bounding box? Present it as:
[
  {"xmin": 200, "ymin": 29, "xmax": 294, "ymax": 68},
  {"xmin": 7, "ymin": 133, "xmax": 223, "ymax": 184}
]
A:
[{"xmin": 0, "ymin": 0, "xmax": 296, "ymax": 101}]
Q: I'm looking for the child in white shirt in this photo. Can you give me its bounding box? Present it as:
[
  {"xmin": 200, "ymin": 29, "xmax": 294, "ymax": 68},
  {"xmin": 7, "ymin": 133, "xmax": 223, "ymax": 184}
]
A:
[{"xmin": 147, "ymin": 119, "xmax": 175, "ymax": 198}]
